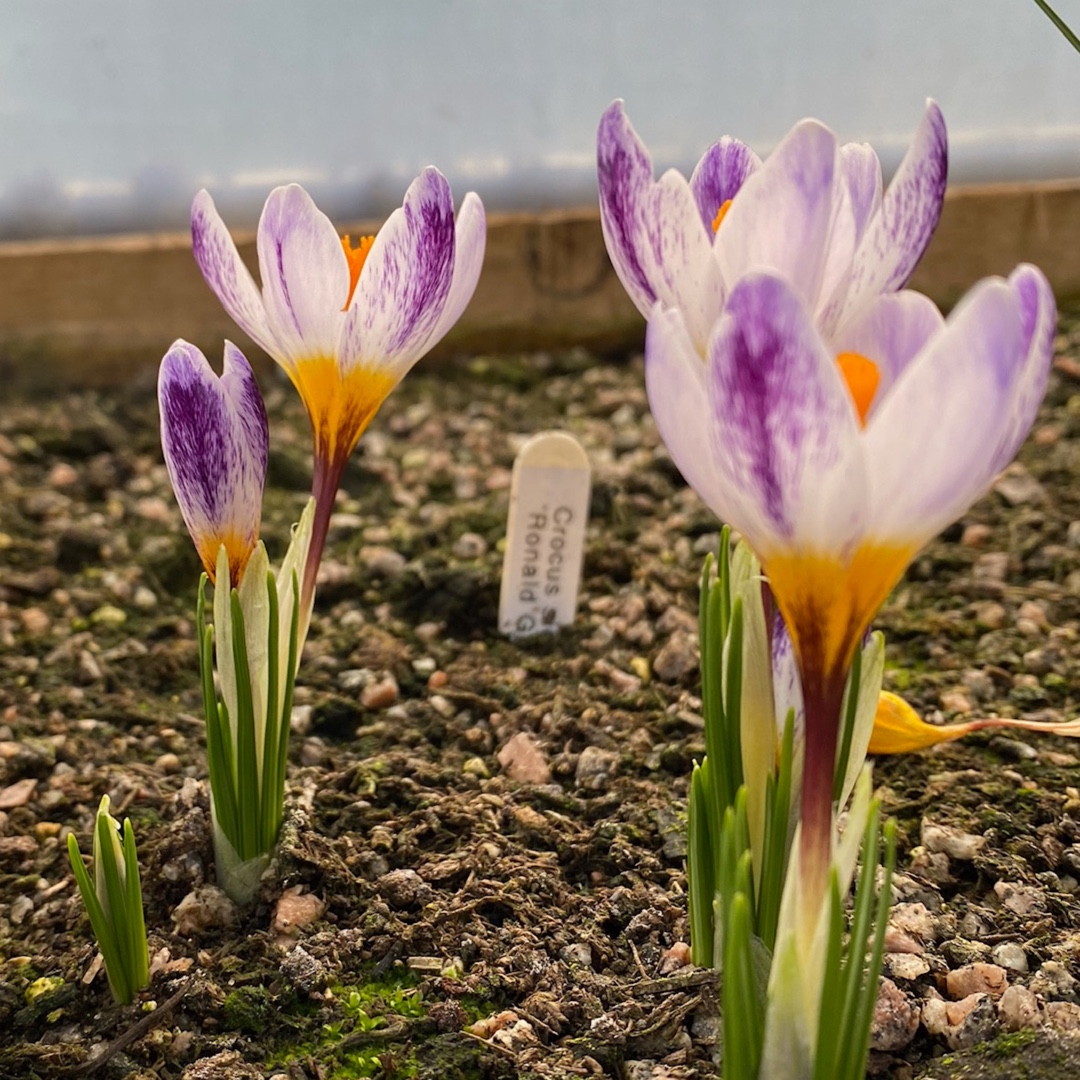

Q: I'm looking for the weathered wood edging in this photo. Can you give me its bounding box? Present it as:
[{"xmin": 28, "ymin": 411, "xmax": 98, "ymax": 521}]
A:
[{"xmin": 1, "ymin": 180, "xmax": 1078, "ymax": 391}]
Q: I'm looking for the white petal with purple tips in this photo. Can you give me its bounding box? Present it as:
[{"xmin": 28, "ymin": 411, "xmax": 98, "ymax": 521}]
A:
[
  {"xmin": 706, "ymin": 272, "xmax": 868, "ymax": 554},
  {"xmin": 715, "ymin": 121, "xmax": 842, "ymax": 314},
  {"xmin": 862, "ymin": 277, "xmax": 1029, "ymax": 540},
  {"xmin": 598, "ymin": 102, "xmax": 723, "ymax": 350},
  {"xmin": 191, "ymin": 191, "xmax": 276, "ymax": 357},
  {"xmin": 340, "ymin": 167, "xmax": 456, "ymax": 373},
  {"xmin": 158, "ymin": 339, "xmax": 268, "ymax": 581},
  {"xmin": 256, "ymin": 184, "xmax": 349, "ymax": 366},
  {"xmin": 839, "ymin": 100, "xmax": 948, "ymax": 326},
  {"xmin": 689, "ymin": 136, "xmax": 761, "ymax": 233}
]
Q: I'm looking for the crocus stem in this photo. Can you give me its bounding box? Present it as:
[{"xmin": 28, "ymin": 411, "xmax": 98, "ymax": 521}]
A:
[
  {"xmin": 799, "ymin": 662, "xmax": 848, "ymax": 906},
  {"xmin": 303, "ymin": 449, "xmax": 347, "ymax": 610}
]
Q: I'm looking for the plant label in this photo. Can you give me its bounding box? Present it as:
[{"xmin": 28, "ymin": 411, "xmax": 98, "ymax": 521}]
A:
[{"xmin": 499, "ymin": 431, "xmax": 590, "ymax": 639}]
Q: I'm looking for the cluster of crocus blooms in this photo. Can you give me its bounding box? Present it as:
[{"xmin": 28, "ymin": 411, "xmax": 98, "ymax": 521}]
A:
[
  {"xmin": 599, "ymin": 99, "xmax": 1056, "ymax": 1078},
  {"xmin": 158, "ymin": 172, "xmax": 484, "ymax": 903}
]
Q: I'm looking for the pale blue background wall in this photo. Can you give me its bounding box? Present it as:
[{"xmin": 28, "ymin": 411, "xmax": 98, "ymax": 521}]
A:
[{"xmin": 0, "ymin": 0, "xmax": 1077, "ymax": 239}]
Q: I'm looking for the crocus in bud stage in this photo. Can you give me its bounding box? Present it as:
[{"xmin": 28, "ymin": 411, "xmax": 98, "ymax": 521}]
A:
[
  {"xmin": 191, "ymin": 171, "xmax": 485, "ymax": 605},
  {"xmin": 646, "ymin": 263, "xmax": 1056, "ymax": 903},
  {"xmin": 597, "ymin": 98, "xmax": 947, "ymax": 354},
  {"xmin": 158, "ymin": 339, "xmax": 269, "ymax": 585},
  {"xmin": 159, "ymin": 337, "xmax": 315, "ymax": 902}
]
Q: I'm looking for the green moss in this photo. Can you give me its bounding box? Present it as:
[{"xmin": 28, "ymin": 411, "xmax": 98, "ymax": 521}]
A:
[
  {"xmin": 980, "ymin": 1029, "xmax": 1038, "ymax": 1059},
  {"xmin": 223, "ymin": 986, "xmax": 273, "ymax": 1037}
]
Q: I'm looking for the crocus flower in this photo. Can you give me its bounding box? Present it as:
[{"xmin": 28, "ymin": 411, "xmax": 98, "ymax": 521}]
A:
[
  {"xmin": 191, "ymin": 171, "xmax": 485, "ymax": 603},
  {"xmin": 158, "ymin": 340, "xmax": 269, "ymax": 585},
  {"xmin": 597, "ymin": 99, "xmax": 947, "ymax": 354},
  {"xmin": 647, "ymin": 263, "xmax": 1056, "ymax": 898}
]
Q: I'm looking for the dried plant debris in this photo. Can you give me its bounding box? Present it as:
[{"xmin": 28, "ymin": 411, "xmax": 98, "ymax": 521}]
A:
[{"xmin": 6, "ymin": 320, "xmax": 1080, "ymax": 1077}]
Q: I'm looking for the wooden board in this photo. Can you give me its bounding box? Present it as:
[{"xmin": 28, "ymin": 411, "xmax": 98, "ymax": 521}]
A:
[{"xmin": 0, "ymin": 180, "xmax": 1078, "ymax": 391}]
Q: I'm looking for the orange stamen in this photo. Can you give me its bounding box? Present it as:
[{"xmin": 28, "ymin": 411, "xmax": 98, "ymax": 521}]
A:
[
  {"xmin": 711, "ymin": 199, "xmax": 733, "ymax": 234},
  {"xmin": 835, "ymin": 351, "xmax": 880, "ymax": 427},
  {"xmin": 341, "ymin": 234, "xmax": 376, "ymax": 310}
]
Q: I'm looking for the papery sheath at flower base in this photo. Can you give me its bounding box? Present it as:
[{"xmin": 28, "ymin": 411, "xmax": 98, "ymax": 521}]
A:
[
  {"xmin": 597, "ymin": 98, "xmax": 947, "ymax": 354},
  {"xmin": 645, "ymin": 264, "xmax": 1056, "ymax": 1072},
  {"xmin": 191, "ymin": 170, "xmax": 485, "ymax": 605}
]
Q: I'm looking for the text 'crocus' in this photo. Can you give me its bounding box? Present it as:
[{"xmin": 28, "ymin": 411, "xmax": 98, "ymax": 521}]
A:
[{"xmin": 191, "ymin": 171, "xmax": 485, "ymax": 605}]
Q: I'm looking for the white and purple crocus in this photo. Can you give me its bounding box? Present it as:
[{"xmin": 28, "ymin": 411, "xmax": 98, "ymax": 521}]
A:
[
  {"xmin": 598, "ymin": 100, "xmax": 1057, "ymax": 904},
  {"xmin": 190, "ymin": 171, "xmax": 486, "ymax": 605},
  {"xmin": 158, "ymin": 340, "xmax": 269, "ymax": 586}
]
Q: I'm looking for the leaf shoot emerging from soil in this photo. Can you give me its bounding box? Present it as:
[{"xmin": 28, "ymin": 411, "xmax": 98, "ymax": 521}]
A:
[{"xmin": 66, "ymin": 795, "xmax": 150, "ymax": 1005}]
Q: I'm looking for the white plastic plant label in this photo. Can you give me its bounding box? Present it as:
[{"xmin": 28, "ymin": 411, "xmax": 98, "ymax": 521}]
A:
[{"xmin": 499, "ymin": 431, "xmax": 591, "ymax": 639}]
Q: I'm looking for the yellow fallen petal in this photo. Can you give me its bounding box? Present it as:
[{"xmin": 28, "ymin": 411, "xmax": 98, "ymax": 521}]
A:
[
  {"xmin": 870, "ymin": 691, "xmax": 1080, "ymax": 755},
  {"xmin": 869, "ymin": 691, "xmax": 975, "ymax": 755}
]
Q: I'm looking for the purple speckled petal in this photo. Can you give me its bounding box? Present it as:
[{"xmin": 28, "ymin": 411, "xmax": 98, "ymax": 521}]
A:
[
  {"xmin": 863, "ymin": 273, "xmax": 1036, "ymax": 542},
  {"xmin": 715, "ymin": 120, "xmax": 843, "ymax": 314},
  {"xmin": 838, "ymin": 100, "xmax": 947, "ymax": 326},
  {"xmin": 771, "ymin": 612, "xmax": 804, "ymax": 739},
  {"xmin": 256, "ymin": 184, "xmax": 349, "ymax": 365},
  {"xmin": 340, "ymin": 167, "xmax": 456, "ymax": 371},
  {"xmin": 598, "ymin": 100, "xmax": 661, "ymax": 316},
  {"xmin": 989, "ymin": 264, "xmax": 1056, "ymax": 474},
  {"xmin": 598, "ymin": 101, "xmax": 723, "ymax": 349},
  {"xmin": 839, "ymin": 142, "xmax": 882, "ymax": 244},
  {"xmin": 832, "ymin": 290, "xmax": 944, "ymax": 412},
  {"xmin": 706, "ymin": 272, "xmax": 867, "ymax": 554},
  {"xmin": 688, "ymin": 136, "xmax": 761, "ymax": 233},
  {"xmin": 426, "ymin": 190, "xmax": 486, "ymax": 363},
  {"xmin": 191, "ymin": 190, "xmax": 275, "ymax": 357},
  {"xmin": 645, "ymin": 304, "xmax": 749, "ymax": 526},
  {"xmin": 158, "ymin": 340, "xmax": 268, "ymax": 581}
]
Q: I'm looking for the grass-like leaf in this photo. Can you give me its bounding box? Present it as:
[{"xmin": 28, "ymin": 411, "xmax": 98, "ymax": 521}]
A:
[{"xmin": 67, "ymin": 801, "xmax": 148, "ymax": 1005}]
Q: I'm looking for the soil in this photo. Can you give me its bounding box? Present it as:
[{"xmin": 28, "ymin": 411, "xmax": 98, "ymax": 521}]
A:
[{"xmin": 4, "ymin": 320, "xmax": 1080, "ymax": 1080}]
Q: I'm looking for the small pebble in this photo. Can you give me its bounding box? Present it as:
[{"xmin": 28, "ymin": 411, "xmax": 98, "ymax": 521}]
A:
[
  {"xmin": 997, "ymin": 985, "xmax": 1041, "ymax": 1031},
  {"xmin": 887, "ymin": 953, "xmax": 930, "ymax": 981},
  {"xmin": 452, "ymin": 532, "xmax": 488, "ymax": 559},
  {"xmin": 361, "ymin": 675, "xmax": 399, "ymax": 710},
  {"xmin": 575, "ymin": 745, "xmax": 620, "ymax": 792},
  {"xmin": 994, "ymin": 880, "xmax": 1046, "ymax": 916},
  {"xmin": 173, "ymin": 886, "xmax": 238, "ymax": 937},
  {"xmin": 960, "ymin": 523, "xmax": 992, "ymax": 547},
  {"xmin": 376, "ymin": 868, "xmax": 432, "ymax": 910},
  {"xmin": 132, "ymin": 586, "xmax": 157, "ymax": 610},
  {"xmin": 1045, "ymin": 1001, "xmax": 1080, "ymax": 1032},
  {"xmin": 279, "ymin": 944, "xmax": 327, "ymax": 993},
  {"xmin": 359, "ymin": 546, "xmax": 407, "ymax": 578},
  {"xmin": 1031, "ymin": 959, "xmax": 1078, "ymax": 999},
  {"xmin": 922, "ymin": 821, "xmax": 985, "ymax": 861},
  {"xmin": 945, "ymin": 993, "xmax": 998, "ymax": 1050},
  {"xmin": 652, "ymin": 633, "xmax": 698, "ymax": 682},
  {"xmin": 0, "ymin": 778, "xmax": 38, "ymax": 809},
  {"xmin": 946, "ymin": 962, "xmax": 1008, "ymax": 1000},
  {"xmin": 496, "ymin": 732, "xmax": 551, "ymax": 785},
  {"xmin": 991, "ymin": 942, "xmax": 1029, "ymax": 974},
  {"xmin": 272, "ymin": 886, "xmax": 325, "ymax": 938},
  {"xmin": 20, "ymin": 608, "xmax": 50, "ymax": 636},
  {"xmin": 658, "ymin": 942, "xmax": 692, "ymax": 974},
  {"xmin": 870, "ymin": 978, "xmax": 920, "ymax": 1052}
]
